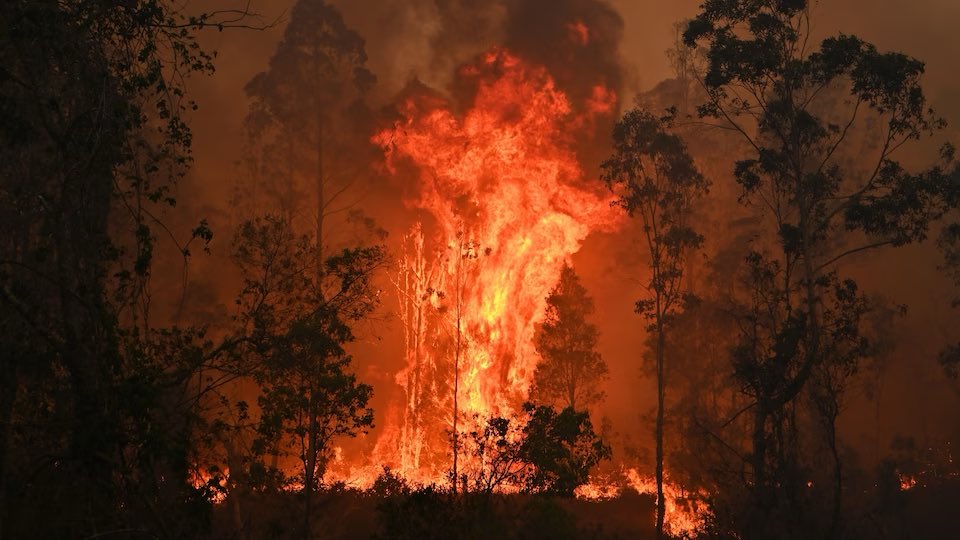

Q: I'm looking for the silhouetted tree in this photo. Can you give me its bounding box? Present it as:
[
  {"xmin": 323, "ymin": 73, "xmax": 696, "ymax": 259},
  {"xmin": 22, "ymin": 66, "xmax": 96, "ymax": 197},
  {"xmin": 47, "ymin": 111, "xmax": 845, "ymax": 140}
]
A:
[
  {"xmin": 602, "ymin": 108, "xmax": 708, "ymax": 539},
  {"xmin": 459, "ymin": 404, "xmax": 611, "ymax": 497},
  {"xmin": 231, "ymin": 216, "xmax": 383, "ymax": 536},
  {"xmin": 0, "ymin": 1, "xmax": 264, "ymax": 536},
  {"xmin": 242, "ymin": 0, "xmax": 375, "ymax": 251},
  {"xmin": 519, "ymin": 404, "xmax": 612, "ymax": 497},
  {"xmin": 937, "ymin": 212, "xmax": 960, "ymax": 381},
  {"xmin": 531, "ymin": 263, "xmax": 608, "ymax": 412},
  {"xmin": 684, "ymin": 1, "xmax": 959, "ymax": 536}
]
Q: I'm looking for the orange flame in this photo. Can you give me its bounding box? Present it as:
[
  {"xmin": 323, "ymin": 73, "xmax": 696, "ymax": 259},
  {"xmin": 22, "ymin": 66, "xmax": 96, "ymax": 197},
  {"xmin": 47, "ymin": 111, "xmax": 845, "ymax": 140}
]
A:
[{"xmin": 368, "ymin": 48, "xmax": 619, "ymax": 484}]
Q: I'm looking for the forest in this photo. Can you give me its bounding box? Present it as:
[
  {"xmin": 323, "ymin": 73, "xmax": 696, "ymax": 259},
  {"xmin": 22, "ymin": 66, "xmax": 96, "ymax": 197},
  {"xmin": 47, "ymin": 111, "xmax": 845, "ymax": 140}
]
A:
[{"xmin": 1, "ymin": 0, "xmax": 959, "ymax": 538}]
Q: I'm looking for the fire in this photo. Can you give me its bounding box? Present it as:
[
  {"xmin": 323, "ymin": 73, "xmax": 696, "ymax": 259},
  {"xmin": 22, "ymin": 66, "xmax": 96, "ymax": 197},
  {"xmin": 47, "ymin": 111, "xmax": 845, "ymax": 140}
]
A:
[
  {"xmin": 575, "ymin": 468, "xmax": 711, "ymax": 538},
  {"xmin": 898, "ymin": 472, "xmax": 918, "ymax": 491},
  {"xmin": 368, "ymin": 48, "xmax": 619, "ymax": 484},
  {"xmin": 624, "ymin": 468, "xmax": 711, "ymax": 538}
]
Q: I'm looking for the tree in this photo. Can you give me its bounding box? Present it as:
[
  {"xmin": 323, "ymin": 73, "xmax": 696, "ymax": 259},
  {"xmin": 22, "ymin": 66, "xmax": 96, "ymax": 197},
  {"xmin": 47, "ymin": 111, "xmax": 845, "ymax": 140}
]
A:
[
  {"xmin": 937, "ymin": 210, "xmax": 960, "ymax": 381},
  {"xmin": 518, "ymin": 404, "xmax": 612, "ymax": 497},
  {"xmin": 683, "ymin": 1, "xmax": 959, "ymax": 536},
  {"xmin": 231, "ymin": 216, "xmax": 383, "ymax": 536},
  {"xmin": 0, "ymin": 1, "xmax": 264, "ymax": 536},
  {"xmin": 602, "ymin": 108, "xmax": 708, "ymax": 539},
  {"xmin": 242, "ymin": 0, "xmax": 375, "ymax": 250},
  {"xmin": 458, "ymin": 404, "xmax": 611, "ymax": 497},
  {"xmin": 531, "ymin": 264, "xmax": 608, "ymax": 412}
]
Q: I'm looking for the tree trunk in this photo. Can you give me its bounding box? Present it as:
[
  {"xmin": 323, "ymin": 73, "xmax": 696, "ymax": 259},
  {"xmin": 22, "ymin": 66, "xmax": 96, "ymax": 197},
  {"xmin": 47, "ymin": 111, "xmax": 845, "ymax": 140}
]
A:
[
  {"xmin": 750, "ymin": 403, "xmax": 769, "ymax": 535},
  {"xmin": 827, "ymin": 409, "xmax": 843, "ymax": 539},
  {"xmin": 452, "ymin": 239, "xmax": 462, "ymax": 494},
  {"xmin": 655, "ymin": 318, "xmax": 666, "ymax": 540},
  {"xmin": 304, "ymin": 386, "xmax": 318, "ymax": 539},
  {"xmin": 0, "ymin": 353, "xmax": 18, "ymax": 539}
]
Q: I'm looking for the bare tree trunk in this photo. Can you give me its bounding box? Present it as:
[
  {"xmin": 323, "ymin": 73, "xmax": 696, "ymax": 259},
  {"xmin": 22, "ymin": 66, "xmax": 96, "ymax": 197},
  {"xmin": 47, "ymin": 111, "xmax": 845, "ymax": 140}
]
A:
[
  {"xmin": 828, "ymin": 411, "xmax": 843, "ymax": 539},
  {"xmin": 0, "ymin": 353, "xmax": 18, "ymax": 539},
  {"xmin": 451, "ymin": 237, "xmax": 462, "ymax": 494},
  {"xmin": 750, "ymin": 403, "xmax": 769, "ymax": 535}
]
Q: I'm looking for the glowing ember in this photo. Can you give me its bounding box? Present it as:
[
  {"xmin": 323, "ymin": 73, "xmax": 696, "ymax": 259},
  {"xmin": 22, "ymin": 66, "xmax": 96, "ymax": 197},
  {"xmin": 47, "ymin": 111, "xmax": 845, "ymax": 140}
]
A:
[
  {"xmin": 367, "ymin": 47, "xmax": 619, "ymax": 484},
  {"xmin": 898, "ymin": 472, "xmax": 918, "ymax": 491}
]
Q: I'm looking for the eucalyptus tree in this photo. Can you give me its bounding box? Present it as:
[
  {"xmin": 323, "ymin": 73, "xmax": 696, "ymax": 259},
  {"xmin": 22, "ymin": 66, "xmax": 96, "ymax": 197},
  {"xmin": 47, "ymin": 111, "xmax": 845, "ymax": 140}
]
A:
[
  {"xmin": 231, "ymin": 216, "xmax": 383, "ymax": 536},
  {"xmin": 0, "ymin": 1, "xmax": 266, "ymax": 535},
  {"xmin": 602, "ymin": 109, "xmax": 708, "ymax": 539},
  {"xmin": 683, "ymin": 1, "xmax": 959, "ymax": 535},
  {"xmin": 243, "ymin": 0, "xmax": 376, "ymax": 265}
]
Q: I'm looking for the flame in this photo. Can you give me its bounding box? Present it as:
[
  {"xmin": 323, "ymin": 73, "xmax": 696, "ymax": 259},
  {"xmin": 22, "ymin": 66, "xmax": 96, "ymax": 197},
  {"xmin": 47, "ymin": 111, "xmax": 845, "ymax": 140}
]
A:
[
  {"xmin": 367, "ymin": 48, "xmax": 619, "ymax": 484},
  {"xmin": 898, "ymin": 472, "xmax": 918, "ymax": 491},
  {"xmin": 575, "ymin": 468, "xmax": 712, "ymax": 538}
]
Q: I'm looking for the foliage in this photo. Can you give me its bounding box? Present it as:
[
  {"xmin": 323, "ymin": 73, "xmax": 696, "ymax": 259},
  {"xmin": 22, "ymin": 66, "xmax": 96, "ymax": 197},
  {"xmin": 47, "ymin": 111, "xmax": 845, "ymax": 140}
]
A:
[
  {"xmin": 602, "ymin": 106, "xmax": 707, "ymax": 538},
  {"xmin": 240, "ymin": 0, "xmax": 376, "ymax": 227},
  {"xmin": 682, "ymin": 1, "xmax": 960, "ymax": 537},
  {"xmin": 531, "ymin": 264, "xmax": 608, "ymax": 411},
  {"xmin": 602, "ymin": 109, "xmax": 708, "ymax": 328},
  {"xmin": 0, "ymin": 1, "xmax": 263, "ymax": 536},
  {"xmin": 231, "ymin": 216, "xmax": 383, "ymax": 490},
  {"xmin": 458, "ymin": 404, "xmax": 611, "ymax": 497},
  {"xmin": 519, "ymin": 404, "xmax": 613, "ymax": 497},
  {"xmin": 374, "ymin": 486, "xmax": 593, "ymax": 540}
]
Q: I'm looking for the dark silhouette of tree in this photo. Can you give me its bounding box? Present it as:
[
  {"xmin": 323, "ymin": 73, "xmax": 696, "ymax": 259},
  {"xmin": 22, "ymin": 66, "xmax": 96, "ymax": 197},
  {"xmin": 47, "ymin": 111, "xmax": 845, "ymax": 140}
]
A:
[
  {"xmin": 458, "ymin": 404, "xmax": 611, "ymax": 497},
  {"xmin": 937, "ymin": 211, "xmax": 960, "ymax": 381},
  {"xmin": 231, "ymin": 216, "xmax": 383, "ymax": 536},
  {"xmin": 683, "ymin": 1, "xmax": 959, "ymax": 536},
  {"xmin": 518, "ymin": 404, "xmax": 612, "ymax": 497},
  {"xmin": 242, "ymin": 0, "xmax": 375, "ymax": 251},
  {"xmin": 0, "ymin": 1, "xmax": 267, "ymax": 536},
  {"xmin": 602, "ymin": 108, "xmax": 708, "ymax": 539},
  {"xmin": 240, "ymin": 5, "xmax": 379, "ymax": 533},
  {"xmin": 531, "ymin": 263, "xmax": 608, "ymax": 412}
]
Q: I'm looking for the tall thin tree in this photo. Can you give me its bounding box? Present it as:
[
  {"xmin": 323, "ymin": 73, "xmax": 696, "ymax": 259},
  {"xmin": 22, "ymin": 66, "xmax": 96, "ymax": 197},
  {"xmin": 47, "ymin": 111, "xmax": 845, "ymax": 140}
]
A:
[{"xmin": 602, "ymin": 109, "xmax": 708, "ymax": 539}]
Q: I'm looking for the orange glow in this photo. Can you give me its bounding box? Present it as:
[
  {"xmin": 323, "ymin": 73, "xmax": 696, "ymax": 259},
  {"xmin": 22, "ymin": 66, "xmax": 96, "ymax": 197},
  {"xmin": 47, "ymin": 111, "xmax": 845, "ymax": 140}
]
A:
[
  {"xmin": 574, "ymin": 468, "xmax": 712, "ymax": 538},
  {"xmin": 567, "ymin": 20, "xmax": 591, "ymax": 46},
  {"xmin": 898, "ymin": 472, "xmax": 918, "ymax": 491},
  {"xmin": 362, "ymin": 47, "xmax": 620, "ymax": 485},
  {"xmin": 623, "ymin": 468, "xmax": 711, "ymax": 538}
]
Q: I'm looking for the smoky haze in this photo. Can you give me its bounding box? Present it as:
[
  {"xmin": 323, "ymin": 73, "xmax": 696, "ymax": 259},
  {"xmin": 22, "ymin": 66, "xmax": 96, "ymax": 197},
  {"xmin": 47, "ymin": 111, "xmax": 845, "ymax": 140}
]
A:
[{"xmin": 169, "ymin": 0, "xmax": 960, "ymax": 488}]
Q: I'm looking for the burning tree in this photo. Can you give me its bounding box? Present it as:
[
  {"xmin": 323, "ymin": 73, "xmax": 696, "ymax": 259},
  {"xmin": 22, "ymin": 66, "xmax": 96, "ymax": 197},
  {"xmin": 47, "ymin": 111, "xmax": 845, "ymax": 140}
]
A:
[
  {"xmin": 373, "ymin": 48, "xmax": 619, "ymax": 484},
  {"xmin": 530, "ymin": 263, "xmax": 608, "ymax": 412},
  {"xmin": 602, "ymin": 108, "xmax": 708, "ymax": 539},
  {"xmin": 683, "ymin": 1, "xmax": 960, "ymax": 536}
]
